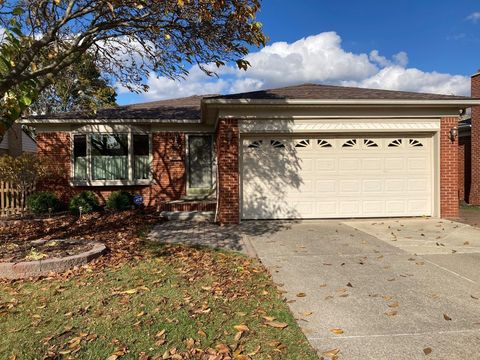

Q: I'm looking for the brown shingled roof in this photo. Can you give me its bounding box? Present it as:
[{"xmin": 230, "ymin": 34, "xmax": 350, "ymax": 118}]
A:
[
  {"xmin": 28, "ymin": 83, "xmax": 474, "ymax": 121},
  {"xmin": 31, "ymin": 95, "xmax": 209, "ymax": 120},
  {"xmin": 211, "ymin": 83, "xmax": 472, "ymax": 101}
]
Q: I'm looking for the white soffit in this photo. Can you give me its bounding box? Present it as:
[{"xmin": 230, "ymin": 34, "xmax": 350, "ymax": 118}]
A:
[{"xmin": 239, "ymin": 119, "xmax": 440, "ymax": 133}]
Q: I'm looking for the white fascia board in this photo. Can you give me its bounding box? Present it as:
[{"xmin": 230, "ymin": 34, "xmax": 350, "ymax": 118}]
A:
[
  {"xmin": 19, "ymin": 118, "xmax": 202, "ymax": 125},
  {"xmin": 203, "ymin": 98, "xmax": 480, "ymax": 107}
]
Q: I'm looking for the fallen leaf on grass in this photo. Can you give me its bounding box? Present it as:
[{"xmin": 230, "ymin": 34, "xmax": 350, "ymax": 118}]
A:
[
  {"xmin": 443, "ymin": 313, "xmax": 452, "ymax": 321},
  {"xmin": 423, "ymin": 347, "xmax": 433, "ymax": 355},
  {"xmin": 114, "ymin": 289, "xmax": 137, "ymax": 295},
  {"xmin": 329, "ymin": 328, "xmax": 344, "ymax": 335},
  {"xmin": 234, "ymin": 324, "xmax": 249, "ymax": 332},
  {"xmin": 247, "ymin": 345, "xmax": 261, "ymax": 356},
  {"xmin": 265, "ymin": 321, "xmax": 288, "ymax": 329}
]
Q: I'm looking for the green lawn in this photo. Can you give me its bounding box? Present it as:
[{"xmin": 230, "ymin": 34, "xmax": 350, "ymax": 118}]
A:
[{"xmin": 0, "ymin": 244, "xmax": 317, "ymax": 359}]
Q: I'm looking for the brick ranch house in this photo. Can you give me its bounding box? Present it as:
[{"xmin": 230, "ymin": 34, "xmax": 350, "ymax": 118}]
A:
[{"xmin": 22, "ymin": 83, "xmax": 480, "ymax": 224}]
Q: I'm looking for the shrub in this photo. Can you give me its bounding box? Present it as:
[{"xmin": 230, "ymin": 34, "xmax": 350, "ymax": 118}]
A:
[
  {"xmin": 106, "ymin": 191, "xmax": 133, "ymax": 211},
  {"xmin": 69, "ymin": 191, "xmax": 99, "ymax": 215},
  {"xmin": 26, "ymin": 192, "xmax": 60, "ymax": 215},
  {"xmin": 0, "ymin": 154, "xmax": 49, "ymax": 194}
]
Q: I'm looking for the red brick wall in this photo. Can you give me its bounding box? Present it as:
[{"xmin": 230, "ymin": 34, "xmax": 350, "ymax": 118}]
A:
[
  {"xmin": 470, "ymin": 73, "xmax": 480, "ymax": 204},
  {"xmin": 440, "ymin": 117, "xmax": 460, "ymax": 218},
  {"xmin": 458, "ymin": 135, "xmax": 471, "ymax": 202},
  {"xmin": 36, "ymin": 132, "xmax": 187, "ymax": 209},
  {"xmin": 215, "ymin": 119, "xmax": 240, "ymax": 224},
  {"xmin": 37, "ymin": 132, "xmax": 75, "ymax": 203}
]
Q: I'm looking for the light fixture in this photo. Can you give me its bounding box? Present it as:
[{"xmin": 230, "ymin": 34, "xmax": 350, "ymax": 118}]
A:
[{"xmin": 449, "ymin": 127, "xmax": 458, "ymax": 142}]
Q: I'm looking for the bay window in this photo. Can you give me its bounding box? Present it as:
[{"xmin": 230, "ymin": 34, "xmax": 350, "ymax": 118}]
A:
[{"xmin": 72, "ymin": 132, "xmax": 151, "ymax": 185}]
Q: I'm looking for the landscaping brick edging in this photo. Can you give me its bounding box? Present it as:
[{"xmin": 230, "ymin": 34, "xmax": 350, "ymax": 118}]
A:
[{"xmin": 0, "ymin": 240, "xmax": 107, "ymax": 280}]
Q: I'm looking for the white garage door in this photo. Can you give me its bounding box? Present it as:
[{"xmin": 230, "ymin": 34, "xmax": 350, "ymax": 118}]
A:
[{"xmin": 241, "ymin": 135, "xmax": 434, "ymax": 219}]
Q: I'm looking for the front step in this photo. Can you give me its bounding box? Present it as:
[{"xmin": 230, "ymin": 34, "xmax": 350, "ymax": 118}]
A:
[{"xmin": 160, "ymin": 211, "xmax": 215, "ymax": 222}]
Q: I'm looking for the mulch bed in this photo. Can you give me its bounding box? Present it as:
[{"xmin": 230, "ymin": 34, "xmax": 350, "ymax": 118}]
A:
[
  {"xmin": 0, "ymin": 239, "xmax": 94, "ymax": 263},
  {"xmin": 0, "ymin": 210, "xmax": 160, "ymax": 276}
]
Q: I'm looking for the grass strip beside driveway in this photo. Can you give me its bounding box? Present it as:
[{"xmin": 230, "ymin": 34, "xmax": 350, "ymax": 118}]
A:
[{"xmin": 0, "ymin": 244, "xmax": 317, "ymax": 359}]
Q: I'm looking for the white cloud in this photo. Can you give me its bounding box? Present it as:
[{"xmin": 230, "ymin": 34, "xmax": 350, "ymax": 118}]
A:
[
  {"xmin": 128, "ymin": 31, "xmax": 470, "ymax": 101},
  {"xmin": 467, "ymin": 12, "xmax": 480, "ymax": 23}
]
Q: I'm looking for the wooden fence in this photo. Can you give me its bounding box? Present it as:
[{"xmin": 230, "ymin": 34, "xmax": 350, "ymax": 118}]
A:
[{"xmin": 0, "ymin": 182, "xmax": 35, "ymax": 217}]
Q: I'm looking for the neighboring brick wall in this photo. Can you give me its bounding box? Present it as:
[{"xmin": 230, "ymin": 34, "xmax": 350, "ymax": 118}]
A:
[
  {"xmin": 36, "ymin": 132, "xmax": 187, "ymax": 209},
  {"xmin": 440, "ymin": 117, "xmax": 460, "ymax": 218},
  {"xmin": 458, "ymin": 135, "xmax": 471, "ymax": 202},
  {"xmin": 470, "ymin": 72, "xmax": 480, "ymax": 204},
  {"xmin": 215, "ymin": 119, "xmax": 240, "ymax": 224},
  {"xmin": 37, "ymin": 132, "xmax": 75, "ymax": 203}
]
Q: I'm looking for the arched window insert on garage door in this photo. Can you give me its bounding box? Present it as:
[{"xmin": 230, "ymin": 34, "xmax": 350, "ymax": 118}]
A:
[
  {"xmin": 409, "ymin": 139, "xmax": 424, "ymax": 147},
  {"xmin": 342, "ymin": 139, "xmax": 357, "ymax": 148},
  {"xmin": 247, "ymin": 140, "xmax": 263, "ymax": 149},
  {"xmin": 364, "ymin": 139, "xmax": 379, "ymax": 148},
  {"xmin": 270, "ymin": 140, "xmax": 286, "ymax": 149},
  {"xmin": 388, "ymin": 139, "xmax": 403, "ymax": 147},
  {"xmin": 294, "ymin": 139, "xmax": 310, "ymax": 148},
  {"xmin": 317, "ymin": 139, "xmax": 333, "ymax": 148}
]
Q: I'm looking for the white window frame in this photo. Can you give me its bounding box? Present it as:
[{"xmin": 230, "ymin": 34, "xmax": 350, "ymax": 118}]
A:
[
  {"xmin": 185, "ymin": 133, "xmax": 216, "ymax": 196},
  {"xmin": 70, "ymin": 128, "xmax": 152, "ymax": 187}
]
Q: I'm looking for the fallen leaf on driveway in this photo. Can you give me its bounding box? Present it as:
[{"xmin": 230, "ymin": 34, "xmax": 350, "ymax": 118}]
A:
[
  {"xmin": 265, "ymin": 321, "xmax": 288, "ymax": 329},
  {"xmin": 322, "ymin": 348, "xmax": 340, "ymax": 357},
  {"xmin": 329, "ymin": 328, "xmax": 344, "ymax": 335},
  {"xmin": 296, "ymin": 292, "xmax": 306, "ymax": 298},
  {"xmin": 346, "ymin": 282, "xmax": 353, "ymax": 287},
  {"xmin": 388, "ymin": 301, "xmax": 400, "ymax": 308},
  {"xmin": 423, "ymin": 347, "xmax": 432, "ymax": 355},
  {"xmin": 471, "ymin": 295, "xmax": 479, "ymax": 300},
  {"xmin": 384, "ymin": 310, "xmax": 398, "ymax": 317},
  {"xmin": 443, "ymin": 313, "xmax": 452, "ymax": 321}
]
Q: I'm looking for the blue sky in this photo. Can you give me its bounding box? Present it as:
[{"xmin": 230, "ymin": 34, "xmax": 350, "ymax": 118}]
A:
[{"xmin": 116, "ymin": 0, "xmax": 480, "ymax": 105}]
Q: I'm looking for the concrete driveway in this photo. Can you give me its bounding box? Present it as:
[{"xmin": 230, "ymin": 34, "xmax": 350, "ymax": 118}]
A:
[{"xmin": 246, "ymin": 218, "xmax": 480, "ymax": 359}]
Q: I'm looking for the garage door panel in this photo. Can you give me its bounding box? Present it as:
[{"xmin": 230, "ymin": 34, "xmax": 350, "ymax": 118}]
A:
[
  {"xmin": 339, "ymin": 201, "xmax": 361, "ymax": 216},
  {"xmin": 339, "ymin": 158, "xmax": 360, "ymax": 171},
  {"xmin": 408, "ymin": 179, "xmax": 428, "ymax": 191},
  {"xmin": 408, "ymin": 157, "xmax": 429, "ymax": 170},
  {"xmin": 339, "ymin": 180, "xmax": 361, "ymax": 193},
  {"xmin": 386, "ymin": 201, "xmax": 406, "ymax": 214},
  {"xmin": 316, "ymin": 201, "xmax": 338, "ymax": 215},
  {"xmin": 316, "ymin": 158, "xmax": 336, "ymax": 171},
  {"xmin": 242, "ymin": 135, "xmax": 433, "ymax": 219},
  {"xmin": 385, "ymin": 158, "xmax": 406, "ymax": 170},
  {"xmin": 316, "ymin": 180, "xmax": 337, "ymax": 193},
  {"xmin": 363, "ymin": 179, "xmax": 383, "ymax": 192},
  {"xmin": 363, "ymin": 201, "xmax": 385, "ymax": 215}
]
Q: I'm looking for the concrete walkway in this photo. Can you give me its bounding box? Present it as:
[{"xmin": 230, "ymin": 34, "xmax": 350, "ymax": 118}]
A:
[{"xmin": 247, "ymin": 218, "xmax": 480, "ymax": 359}]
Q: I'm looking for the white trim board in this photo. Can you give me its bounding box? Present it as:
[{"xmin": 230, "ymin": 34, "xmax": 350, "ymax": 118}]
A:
[{"xmin": 239, "ymin": 119, "xmax": 441, "ymax": 133}]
